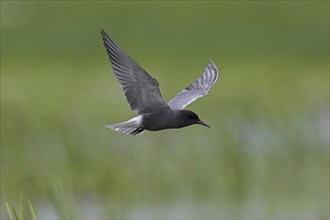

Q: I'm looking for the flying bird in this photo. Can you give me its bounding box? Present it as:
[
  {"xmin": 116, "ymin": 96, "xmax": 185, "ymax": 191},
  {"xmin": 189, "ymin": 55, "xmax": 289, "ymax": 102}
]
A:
[{"xmin": 101, "ymin": 30, "xmax": 219, "ymax": 136}]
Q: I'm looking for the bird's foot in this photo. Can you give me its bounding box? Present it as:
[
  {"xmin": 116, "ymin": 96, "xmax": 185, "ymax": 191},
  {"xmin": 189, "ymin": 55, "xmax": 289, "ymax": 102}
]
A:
[{"xmin": 130, "ymin": 127, "xmax": 144, "ymax": 135}]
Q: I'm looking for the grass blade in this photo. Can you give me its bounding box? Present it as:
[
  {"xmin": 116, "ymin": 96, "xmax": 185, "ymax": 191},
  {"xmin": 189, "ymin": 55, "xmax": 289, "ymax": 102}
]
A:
[
  {"xmin": 28, "ymin": 199, "xmax": 37, "ymax": 220},
  {"xmin": 12, "ymin": 208, "xmax": 19, "ymax": 220},
  {"xmin": 5, "ymin": 202, "xmax": 14, "ymax": 220},
  {"xmin": 19, "ymin": 194, "xmax": 24, "ymax": 220}
]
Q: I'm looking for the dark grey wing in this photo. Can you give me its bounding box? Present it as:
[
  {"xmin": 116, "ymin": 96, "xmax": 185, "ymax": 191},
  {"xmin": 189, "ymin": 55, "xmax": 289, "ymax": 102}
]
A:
[
  {"xmin": 168, "ymin": 60, "xmax": 218, "ymax": 110},
  {"xmin": 101, "ymin": 30, "xmax": 169, "ymax": 114}
]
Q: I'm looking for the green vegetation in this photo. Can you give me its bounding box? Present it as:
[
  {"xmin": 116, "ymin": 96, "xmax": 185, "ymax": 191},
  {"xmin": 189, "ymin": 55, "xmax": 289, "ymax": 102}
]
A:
[
  {"xmin": 1, "ymin": 1, "xmax": 329, "ymax": 218},
  {"xmin": 5, "ymin": 198, "xmax": 37, "ymax": 220}
]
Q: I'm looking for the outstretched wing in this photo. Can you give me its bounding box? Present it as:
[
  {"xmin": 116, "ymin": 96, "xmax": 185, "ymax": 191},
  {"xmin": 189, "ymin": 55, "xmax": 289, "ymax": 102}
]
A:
[
  {"xmin": 168, "ymin": 60, "xmax": 218, "ymax": 110},
  {"xmin": 101, "ymin": 30, "xmax": 169, "ymax": 114}
]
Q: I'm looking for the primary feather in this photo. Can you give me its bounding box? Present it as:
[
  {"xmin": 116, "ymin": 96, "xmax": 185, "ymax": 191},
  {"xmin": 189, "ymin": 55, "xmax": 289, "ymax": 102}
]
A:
[
  {"xmin": 101, "ymin": 30, "xmax": 169, "ymax": 114},
  {"xmin": 168, "ymin": 60, "xmax": 218, "ymax": 110}
]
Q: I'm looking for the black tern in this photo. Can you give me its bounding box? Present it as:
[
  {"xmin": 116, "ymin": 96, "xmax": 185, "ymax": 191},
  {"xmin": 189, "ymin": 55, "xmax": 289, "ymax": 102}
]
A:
[{"xmin": 101, "ymin": 30, "xmax": 219, "ymax": 135}]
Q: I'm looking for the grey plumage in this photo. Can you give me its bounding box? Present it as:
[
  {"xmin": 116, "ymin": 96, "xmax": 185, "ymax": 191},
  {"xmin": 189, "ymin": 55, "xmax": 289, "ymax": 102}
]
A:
[
  {"xmin": 101, "ymin": 30, "xmax": 169, "ymax": 115},
  {"xmin": 167, "ymin": 60, "xmax": 218, "ymax": 110},
  {"xmin": 101, "ymin": 30, "xmax": 219, "ymax": 135}
]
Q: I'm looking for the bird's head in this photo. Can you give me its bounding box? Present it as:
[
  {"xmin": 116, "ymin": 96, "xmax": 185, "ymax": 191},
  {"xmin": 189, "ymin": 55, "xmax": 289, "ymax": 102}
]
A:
[{"xmin": 179, "ymin": 110, "xmax": 210, "ymax": 128}]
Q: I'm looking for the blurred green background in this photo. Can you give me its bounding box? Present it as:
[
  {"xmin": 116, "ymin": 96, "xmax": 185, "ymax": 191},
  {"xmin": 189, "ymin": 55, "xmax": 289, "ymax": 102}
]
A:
[{"xmin": 1, "ymin": 1, "xmax": 329, "ymax": 219}]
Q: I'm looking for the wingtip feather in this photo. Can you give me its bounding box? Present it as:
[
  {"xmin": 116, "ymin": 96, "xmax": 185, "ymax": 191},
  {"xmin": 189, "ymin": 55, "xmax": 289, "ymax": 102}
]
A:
[
  {"xmin": 207, "ymin": 59, "xmax": 219, "ymax": 84},
  {"xmin": 208, "ymin": 59, "xmax": 218, "ymax": 72}
]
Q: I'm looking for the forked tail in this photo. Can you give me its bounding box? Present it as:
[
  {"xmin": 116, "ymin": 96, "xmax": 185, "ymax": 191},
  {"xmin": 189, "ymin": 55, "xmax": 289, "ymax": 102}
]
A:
[{"xmin": 105, "ymin": 116, "xmax": 144, "ymax": 136}]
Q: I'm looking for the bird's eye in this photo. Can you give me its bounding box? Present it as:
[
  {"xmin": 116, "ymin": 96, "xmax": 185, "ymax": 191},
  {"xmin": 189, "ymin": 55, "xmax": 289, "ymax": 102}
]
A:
[{"xmin": 190, "ymin": 114, "xmax": 197, "ymax": 119}]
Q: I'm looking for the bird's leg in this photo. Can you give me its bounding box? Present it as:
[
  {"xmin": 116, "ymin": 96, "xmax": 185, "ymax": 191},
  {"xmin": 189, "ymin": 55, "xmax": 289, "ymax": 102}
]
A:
[{"xmin": 130, "ymin": 127, "xmax": 144, "ymax": 135}]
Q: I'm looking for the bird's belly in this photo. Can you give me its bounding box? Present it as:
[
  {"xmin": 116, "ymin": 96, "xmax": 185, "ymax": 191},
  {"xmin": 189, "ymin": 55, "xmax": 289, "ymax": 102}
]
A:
[
  {"xmin": 143, "ymin": 114, "xmax": 179, "ymax": 131},
  {"xmin": 144, "ymin": 119, "xmax": 170, "ymax": 131}
]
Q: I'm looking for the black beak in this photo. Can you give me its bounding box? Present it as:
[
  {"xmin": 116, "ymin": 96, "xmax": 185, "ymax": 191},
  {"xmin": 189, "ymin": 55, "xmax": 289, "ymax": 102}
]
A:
[{"xmin": 197, "ymin": 120, "xmax": 210, "ymax": 128}]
